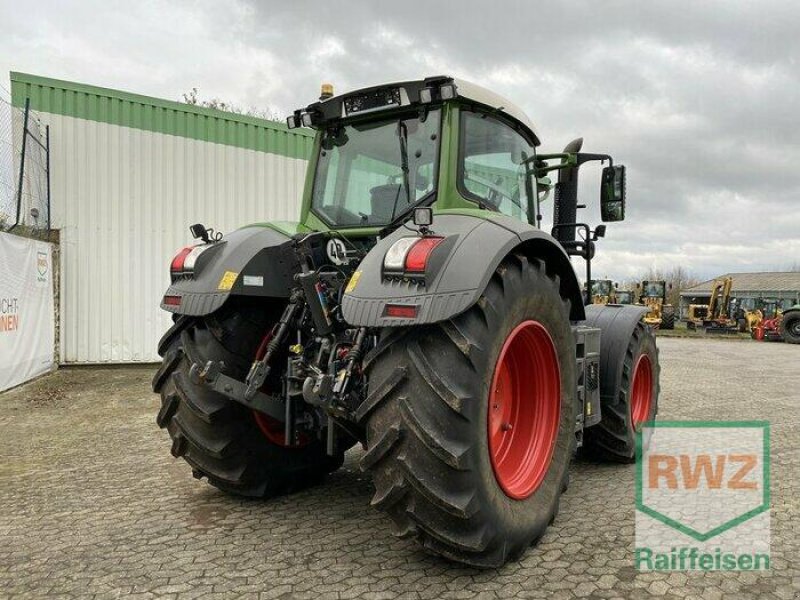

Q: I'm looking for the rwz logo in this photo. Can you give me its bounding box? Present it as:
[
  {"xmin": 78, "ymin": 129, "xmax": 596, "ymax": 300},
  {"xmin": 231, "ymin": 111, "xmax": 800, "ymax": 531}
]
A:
[{"xmin": 635, "ymin": 421, "xmax": 770, "ymax": 571}]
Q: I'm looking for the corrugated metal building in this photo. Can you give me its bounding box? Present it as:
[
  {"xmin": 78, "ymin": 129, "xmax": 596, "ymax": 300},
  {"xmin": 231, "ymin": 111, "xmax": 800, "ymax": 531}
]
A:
[
  {"xmin": 10, "ymin": 72, "xmax": 314, "ymax": 363},
  {"xmin": 679, "ymin": 272, "xmax": 800, "ymax": 317}
]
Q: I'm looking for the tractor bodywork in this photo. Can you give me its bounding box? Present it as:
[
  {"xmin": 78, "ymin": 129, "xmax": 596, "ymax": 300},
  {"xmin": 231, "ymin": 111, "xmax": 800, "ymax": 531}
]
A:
[{"xmin": 154, "ymin": 76, "xmax": 659, "ymax": 567}]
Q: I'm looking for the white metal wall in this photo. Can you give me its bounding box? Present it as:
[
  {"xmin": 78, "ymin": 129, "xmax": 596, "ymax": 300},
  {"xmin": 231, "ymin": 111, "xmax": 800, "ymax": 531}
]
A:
[{"xmin": 41, "ymin": 114, "xmax": 308, "ymax": 363}]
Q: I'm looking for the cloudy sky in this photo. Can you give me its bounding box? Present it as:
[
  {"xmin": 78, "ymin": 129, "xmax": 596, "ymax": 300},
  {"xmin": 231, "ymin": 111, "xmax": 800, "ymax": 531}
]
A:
[{"xmin": 1, "ymin": 0, "xmax": 798, "ymax": 279}]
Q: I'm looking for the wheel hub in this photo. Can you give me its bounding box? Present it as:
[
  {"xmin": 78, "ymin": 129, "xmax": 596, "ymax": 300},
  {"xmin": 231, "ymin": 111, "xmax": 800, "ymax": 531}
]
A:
[{"xmin": 488, "ymin": 320, "xmax": 561, "ymax": 500}]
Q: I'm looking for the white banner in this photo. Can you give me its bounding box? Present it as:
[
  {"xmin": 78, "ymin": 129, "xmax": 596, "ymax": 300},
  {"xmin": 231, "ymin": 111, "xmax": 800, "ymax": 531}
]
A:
[{"xmin": 0, "ymin": 232, "xmax": 55, "ymax": 392}]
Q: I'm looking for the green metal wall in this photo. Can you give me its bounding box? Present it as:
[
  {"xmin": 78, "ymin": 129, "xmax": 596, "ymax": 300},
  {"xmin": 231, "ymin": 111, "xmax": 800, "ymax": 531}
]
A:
[{"xmin": 10, "ymin": 72, "xmax": 314, "ymax": 160}]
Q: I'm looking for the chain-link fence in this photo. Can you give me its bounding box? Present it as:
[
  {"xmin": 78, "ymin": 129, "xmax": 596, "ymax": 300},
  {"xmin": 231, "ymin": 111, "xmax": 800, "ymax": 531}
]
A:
[{"xmin": 0, "ymin": 93, "xmax": 50, "ymax": 233}]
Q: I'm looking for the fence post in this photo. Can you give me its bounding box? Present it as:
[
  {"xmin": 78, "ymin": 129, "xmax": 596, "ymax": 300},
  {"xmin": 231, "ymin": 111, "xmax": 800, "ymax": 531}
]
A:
[
  {"xmin": 45, "ymin": 124, "xmax": 51, "ymax": 231},
  {"xmin": 10, "ymin": 97, "xmax": 30, "ymax": 232}
]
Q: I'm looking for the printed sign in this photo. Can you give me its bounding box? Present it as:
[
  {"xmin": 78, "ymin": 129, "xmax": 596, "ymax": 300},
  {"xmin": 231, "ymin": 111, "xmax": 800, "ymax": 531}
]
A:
[{"xmin": 0, "ymin": 233, "xmax": 55, "ymax": 391}]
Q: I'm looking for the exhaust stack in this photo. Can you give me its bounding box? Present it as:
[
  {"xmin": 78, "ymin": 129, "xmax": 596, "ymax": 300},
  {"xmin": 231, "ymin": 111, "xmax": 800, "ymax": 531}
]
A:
[{"xmin": 553, "ymin": 137, "xmax": 583, "ymax": 243}]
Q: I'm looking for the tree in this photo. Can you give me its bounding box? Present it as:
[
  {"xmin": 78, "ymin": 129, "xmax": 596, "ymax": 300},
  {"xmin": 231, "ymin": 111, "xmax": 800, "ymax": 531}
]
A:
[{"xmin": 181, "ymin": 88, "xmax": 283, "ymax": 123}]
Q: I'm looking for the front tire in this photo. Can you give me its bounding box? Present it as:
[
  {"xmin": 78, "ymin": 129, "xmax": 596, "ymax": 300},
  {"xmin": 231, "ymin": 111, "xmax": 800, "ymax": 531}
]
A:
[
  {"xmin": 360, "ymin": 255, "xmax": 575, "ymax": 567},
  {"xmin": 153, "ymin": 300, "xmax": 343, "ymax": 497},
  {"xmin": 583, "ymin": 322, "xmax": 659, "ymax": 462}
]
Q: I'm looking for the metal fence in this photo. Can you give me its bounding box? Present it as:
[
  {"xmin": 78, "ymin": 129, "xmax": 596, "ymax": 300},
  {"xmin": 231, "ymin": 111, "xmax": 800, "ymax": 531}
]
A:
[{"xmin": 0, "ymin": 94, "xmax": 50, "ymax": 232}]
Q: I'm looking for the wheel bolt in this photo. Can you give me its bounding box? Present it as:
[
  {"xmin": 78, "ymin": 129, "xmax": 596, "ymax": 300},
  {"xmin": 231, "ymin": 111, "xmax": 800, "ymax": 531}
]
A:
[{"xmin": 501, "ymin": 422, "xmax": 513, "ymax": 431}]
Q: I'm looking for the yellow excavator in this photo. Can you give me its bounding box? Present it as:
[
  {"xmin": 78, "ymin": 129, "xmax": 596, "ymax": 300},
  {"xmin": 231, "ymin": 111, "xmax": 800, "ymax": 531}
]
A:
[
  {"xmin": 637, "ymin": 280, "xmax": 675, "ymax": 330},
  {"xmin": 686, "ymin": 276, "xmax": 736, "ymax": 332}
]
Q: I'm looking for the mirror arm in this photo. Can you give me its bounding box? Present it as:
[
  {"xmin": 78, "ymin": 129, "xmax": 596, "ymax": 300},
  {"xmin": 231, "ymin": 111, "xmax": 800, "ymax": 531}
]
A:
[{"xmin": 525, "ymin": 152, "xmax": 613, "ymax": 177}]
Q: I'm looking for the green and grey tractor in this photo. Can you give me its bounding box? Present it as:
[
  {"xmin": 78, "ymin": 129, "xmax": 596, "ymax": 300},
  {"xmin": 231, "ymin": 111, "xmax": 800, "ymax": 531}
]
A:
[{"xmin": 153, "ymin": 76, "xmax": 660, "ymax": 567}]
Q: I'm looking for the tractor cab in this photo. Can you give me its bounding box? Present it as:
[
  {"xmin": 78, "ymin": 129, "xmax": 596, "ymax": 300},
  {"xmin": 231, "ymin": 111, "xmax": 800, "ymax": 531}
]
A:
[{"xmin": 286, "ymin": 77, "xmax": 624, "ymax": 247}]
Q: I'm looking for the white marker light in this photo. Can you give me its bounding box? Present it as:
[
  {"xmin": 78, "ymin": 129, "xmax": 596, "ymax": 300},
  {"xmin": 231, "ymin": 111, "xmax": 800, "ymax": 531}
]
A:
[
  {"xmin": 383, "ymin": 238, "xmax": 417, "ymax": 271},
  {"xmin": 183, "ymin": 245, "xmax": 209, "ymax": 271}
]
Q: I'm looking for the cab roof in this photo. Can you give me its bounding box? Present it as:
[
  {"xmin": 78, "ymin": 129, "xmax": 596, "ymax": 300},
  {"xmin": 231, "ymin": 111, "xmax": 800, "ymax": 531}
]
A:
[{"xmin": 296, "ymin": 75, "xmax": 540, "ymax": 145}]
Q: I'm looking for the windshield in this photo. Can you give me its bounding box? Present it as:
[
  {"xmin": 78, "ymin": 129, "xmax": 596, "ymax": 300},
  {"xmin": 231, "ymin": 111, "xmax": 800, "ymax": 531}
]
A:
[
  {"xmin": 617, "ymin": 291, "xmax": 634, "ymax": 303},
  {"xmin": 644, "ymin": 282, "xmax": 665, "ymax": 297},
  {"xmin": 311, "ymin": 109, "xmax": 441, "ymax": 227},
  {"xmin": 592, "ymin": 280, "xmax": 613, "ymax": 296}
]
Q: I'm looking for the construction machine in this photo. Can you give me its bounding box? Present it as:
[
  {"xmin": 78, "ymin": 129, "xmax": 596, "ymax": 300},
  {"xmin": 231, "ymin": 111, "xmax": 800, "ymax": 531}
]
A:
[
  {"xmin": 637, "ymin": 280, "xmax": 675, "ymax": 329},
  {"xmin": 686, "ymin": 276, "xmax": 736, "ymax": 332},
  {"xmin": 587, "ymin": 279, "xmax": 616, "ymax": 304},
  {"xmin": 615, "ymin": 290, "xmax": 635, "ymax": 305},
  {"xmin": 152, "ymin": 76, "xmax": 659, "ymax": 567}
]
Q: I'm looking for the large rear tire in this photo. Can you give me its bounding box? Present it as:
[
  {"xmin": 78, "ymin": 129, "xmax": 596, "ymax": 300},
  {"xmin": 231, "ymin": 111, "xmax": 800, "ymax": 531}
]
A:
[
  {"xmin": 359, "ymin": 255, "xmax": 575, "ymax": 567},
  {"xmin": 660, "ymin": 311, "xmax": 675, "ymax": 330},
  {"xmin": 153, "ymin": 299, "xmax": 343, "ymax": 497},
  {"xmin": 583, "ymin": 322, "xmax": 659, "ymax": 462},
  {"xmin": 781, "ymin": 311, "xmax": 800, "ymax": 344}
]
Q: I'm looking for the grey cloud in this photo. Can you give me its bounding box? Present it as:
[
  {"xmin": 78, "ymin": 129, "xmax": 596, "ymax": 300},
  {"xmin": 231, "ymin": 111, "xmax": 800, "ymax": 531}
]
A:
[{"xmin": 1, "ymin": 0, "xmax": 797, "ymax": 279}]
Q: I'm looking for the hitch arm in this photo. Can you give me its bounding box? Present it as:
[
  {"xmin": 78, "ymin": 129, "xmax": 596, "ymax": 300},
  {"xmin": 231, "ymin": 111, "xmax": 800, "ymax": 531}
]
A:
[
  {"xmin": 244, "ymin": 291, "xmax": 302, "ymax": 399},
  {"xmin": 190, "ymin": 360, "xmax": 285, "ymax": 421}
]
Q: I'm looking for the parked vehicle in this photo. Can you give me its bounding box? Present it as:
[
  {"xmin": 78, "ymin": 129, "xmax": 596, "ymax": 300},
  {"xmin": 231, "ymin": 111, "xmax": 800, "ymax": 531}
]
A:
[
  {"xmin": 153, "ymin": 76, "xmax": 659, "ymax": 566},
  {"xmin": 637, "ymin": 280, "xmax": 675, "ymax": 329}
]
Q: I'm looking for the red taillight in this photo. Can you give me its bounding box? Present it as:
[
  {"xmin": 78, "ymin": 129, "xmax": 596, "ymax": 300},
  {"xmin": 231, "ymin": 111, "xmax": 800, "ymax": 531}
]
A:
[
  {"xmin": 163, "ymin": 295, "xmax": 182, "ymax": 306},
  {"xmin": 404, "ymin": 237, "xmax": 444, "ymax": 272},
  {"xmin": 384, "ymin": 236, "xmax": 445, "ymax": 275},
  {"xmin": 385, "ymin": 304, "xmax": 418, "ymax": 318},
  {"xmin": 170, "ymin": 247, "xmax": 193, "ymax": 272}
]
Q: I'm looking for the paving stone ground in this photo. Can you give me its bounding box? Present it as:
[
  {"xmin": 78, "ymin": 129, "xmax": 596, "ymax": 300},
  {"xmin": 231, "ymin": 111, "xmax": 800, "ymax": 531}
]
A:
[{"xmin": 1, "ymin": 337, "xmax": 797, "ymax": 599}]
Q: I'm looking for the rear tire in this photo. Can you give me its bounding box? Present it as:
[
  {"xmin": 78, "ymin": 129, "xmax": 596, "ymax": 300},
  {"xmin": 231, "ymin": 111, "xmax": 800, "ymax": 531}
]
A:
[
  {"xmin": 781, "ymin": 311, "xmax": 800, "ymax": 344},
  {"xmin": 360, "ymin": 255, "xmax": 575, "ymax": 567},
  {"xmin": 660, "ymin": 310, "xmax": 675, "ymax": 330},
  {"xmin": 583, "ymin": 322, "xmax": 659, "ymax": 463},
  {"xmin": 153, "ymin": 299, "xmax": 343, "ymax": 497}
]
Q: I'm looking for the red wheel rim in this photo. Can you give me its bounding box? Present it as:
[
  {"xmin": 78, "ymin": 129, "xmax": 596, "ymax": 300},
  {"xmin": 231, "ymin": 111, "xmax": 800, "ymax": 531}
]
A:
[
  {"xmin": 630, "ymin": 354, "xmax": 653, "ymax": 427},
  {"xmin": 251, "ymin": 331, "xmax": 309, "ymax": 448},
  {"xmin": 488, "ymin": 320, "xmax": 561, "ymax": 500}
]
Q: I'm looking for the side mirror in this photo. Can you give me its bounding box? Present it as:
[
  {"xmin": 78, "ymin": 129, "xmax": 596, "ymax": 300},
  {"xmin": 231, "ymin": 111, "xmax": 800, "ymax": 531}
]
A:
[
  {"xmin": 594, "ymin": 224, "xmax": 606, "ymax": 239},
  {"xmin": 600, "ymin": 165, "xmax": 626, "ymax": 222}
]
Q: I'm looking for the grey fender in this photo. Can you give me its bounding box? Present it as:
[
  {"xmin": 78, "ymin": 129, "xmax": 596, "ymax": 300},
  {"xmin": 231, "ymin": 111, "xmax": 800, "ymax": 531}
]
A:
[
  {"xmin": 341, "ymin": 213, "xmax": 585, "ymax": 327},
  {"xmin": 583, "ymin": 304, "xmax": 649, "ymax": 407},
  {"xmin": 161, "ymin": 225, "xmax": 297, "ymax": 316}
]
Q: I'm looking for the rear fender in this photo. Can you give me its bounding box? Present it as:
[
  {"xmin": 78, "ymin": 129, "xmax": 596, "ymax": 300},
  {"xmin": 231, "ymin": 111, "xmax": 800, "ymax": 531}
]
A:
[
  {"xmin": 341, "ymin": 213, "xmax": 585, "ymax": 327},
  {"xmin": 161, "ymin": 225, "xmax": 298, "ymax": 316}
]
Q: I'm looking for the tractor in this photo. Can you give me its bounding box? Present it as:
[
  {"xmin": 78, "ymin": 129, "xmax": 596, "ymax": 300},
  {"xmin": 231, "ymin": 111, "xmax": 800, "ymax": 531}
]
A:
[
  {"xmin": 637, "ymin": 280, "xmax": 675, "ymax": 330},
  {"xmin": 751, "ymin": 303, "xmax": 800, "ymax": 343},
  {"xmin": 153, "ymin": 76, "xmax": 659, "ymax": 567}
]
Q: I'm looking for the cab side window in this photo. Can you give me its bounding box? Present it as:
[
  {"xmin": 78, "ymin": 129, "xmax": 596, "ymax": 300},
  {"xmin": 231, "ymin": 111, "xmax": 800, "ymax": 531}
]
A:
[{"xmin": 458, "ymin": 110, "xmax": 536, "ymax": 222}]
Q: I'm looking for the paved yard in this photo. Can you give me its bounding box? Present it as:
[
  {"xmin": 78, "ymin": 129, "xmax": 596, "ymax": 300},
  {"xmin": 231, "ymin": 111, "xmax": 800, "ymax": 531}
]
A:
[{"xmin": 1, "ymin": 338, "xmax": 797, "ymax": 599}]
